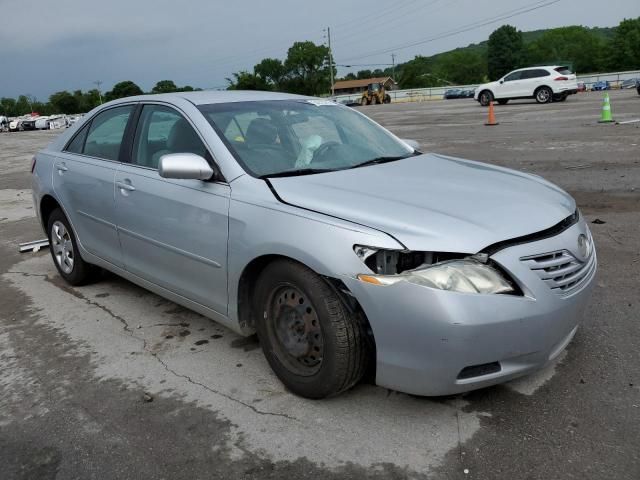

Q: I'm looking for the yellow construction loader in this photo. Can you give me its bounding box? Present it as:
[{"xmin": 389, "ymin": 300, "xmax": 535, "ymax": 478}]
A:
[{"xmin": 360, "ymin": 82, "xmax": 392, "ymax": 105}]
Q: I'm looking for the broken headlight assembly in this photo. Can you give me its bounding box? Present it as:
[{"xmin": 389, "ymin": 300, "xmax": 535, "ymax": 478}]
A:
[{"xmin": 353, "ymin": 246, "xmax": 517, "ymax": 294}]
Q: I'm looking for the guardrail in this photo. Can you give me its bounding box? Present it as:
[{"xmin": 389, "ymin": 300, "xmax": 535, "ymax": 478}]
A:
[{"xmin": 332, "ymin": 69, "xmax": 640, "ymax": 104}]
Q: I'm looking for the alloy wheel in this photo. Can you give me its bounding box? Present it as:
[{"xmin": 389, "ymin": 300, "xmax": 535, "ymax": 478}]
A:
[{"xmin": 51, "ymin": 220, "xmax": 74, "ymax": 274}]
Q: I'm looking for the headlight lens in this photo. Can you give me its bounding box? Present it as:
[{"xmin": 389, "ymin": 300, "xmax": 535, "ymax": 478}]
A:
[{"xmin": 358, "ymin": 259, "xmax": 514, "ymax": 294}]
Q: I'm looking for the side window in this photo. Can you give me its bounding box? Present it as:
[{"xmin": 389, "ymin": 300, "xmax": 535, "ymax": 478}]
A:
[
  {"xmin": 65, "ymin": 123, "xmax": 90, "ymax": 154},
  {"xmin": 504, "ymin": 71, "xmax": 522, "ymax": 82},
  {"xmin": 132, "ymin": 105, "xmax": 208, "ymax": 169},
  {"xmin": 524, "ymin": 69, "xmax": 549, "ymax": 79},
  {"xmin": 83, "ymin": 106, "xmax": 133, "ymax": 161}
]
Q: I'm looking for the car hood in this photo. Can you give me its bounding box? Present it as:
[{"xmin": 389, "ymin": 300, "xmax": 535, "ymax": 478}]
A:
[{"xmin": 269, "ymin": 153, "xmax": 575, "ymax": 253}]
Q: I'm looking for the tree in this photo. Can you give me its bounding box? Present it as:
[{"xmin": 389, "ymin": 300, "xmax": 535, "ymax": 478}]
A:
[
  {"xmin": 526, "ymin": 26, "xmax": 606, "ymax": 73},
  {"xmin": 226, "ymin": 71, "xmax": 270, "ymax": 90},
  {"xmin": 356, "ymin": 69, "xmax": 373, "ymax": 79},
  {"xmin": 49, "ymin": 91, "xmax": 80, "ymax": 114},
  {"xmin": 487, "ymin": 25, "xmax": 524, "ymax": 79},
  {"xmin": 0, "ymin": 97, "xmax": 17, "ymax": 116},
  {"xmin": 433, "ymin": 49, "xmax": 487, "ymax": 85},
  {"xmin": 342, "ymin": 73, "xmax": 357, "ymax": 81},
  {"xmin": 254, "ymin": 58, "xmax": 286, "ymax": 89},
  {"xmin": 151, "ymin": 80, "xmax": 179, "ymax": 94},
  {"xmin": 282, "ymin": 41, "xmax": 333, "ymax": 95},
  {"xmin": 608, "ymin": 17, "xmax": 640, "ymax": 71},
  {"xmin": 15, "ymin": 95, "xmax": 33, "ymax": 115},
  {"xmin": 105, "ymin": 81, "xmax": 143, "ymax": 101}
]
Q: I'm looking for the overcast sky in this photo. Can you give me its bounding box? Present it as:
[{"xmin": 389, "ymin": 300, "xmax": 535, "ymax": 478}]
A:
[{"xmin": 1, "ymin": 0, "xmax": 638, "ymax": 100}]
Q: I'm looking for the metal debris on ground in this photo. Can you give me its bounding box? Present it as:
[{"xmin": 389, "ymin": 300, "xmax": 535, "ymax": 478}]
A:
[{"xmin": 18, "ymin": 239, "xmax": 49, "ymax": 253}]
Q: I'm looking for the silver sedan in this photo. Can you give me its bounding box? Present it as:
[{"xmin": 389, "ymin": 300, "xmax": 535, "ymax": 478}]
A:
[{"xmin": 32, "ymin": 91, "xmax": 596, "ymax": 398}]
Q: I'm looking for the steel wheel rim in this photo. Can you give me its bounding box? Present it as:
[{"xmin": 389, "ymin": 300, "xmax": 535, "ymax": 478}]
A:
[
  {"xmin": 538, "ymin": 89, "xmax": 550, "ymax": 102},
  {"xmin": 266, "ymin": 285, "xmax": 324, "ymax": 376},
  {"xmin": 51, "ymin": 220, "xmax": 74, "ymax": 274}
]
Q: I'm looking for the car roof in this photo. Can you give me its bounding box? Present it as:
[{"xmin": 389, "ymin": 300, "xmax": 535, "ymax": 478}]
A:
[
  {"xmin": 514, "ymin": 65, "xmax": 566, "ymax": 71},
  {"xmin": 111, "ymin": 90, "xmax": 315, "ymax": 106}
]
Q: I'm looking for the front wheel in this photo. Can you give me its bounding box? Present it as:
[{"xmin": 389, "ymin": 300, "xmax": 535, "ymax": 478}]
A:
[
  {"xmin": 47, "ymin": 208, "xmax": 100, "ymax": 286},
  {"xmin": 254, "ymin": 260, "xmax": 368, "ymax": 399},
  {"xmin": 479, "ymin": 90, "xmax": 493, "ymax": 106},
  {"xmin": 535, "ymin": 87, "xmax": 553, "ymax": 104}
]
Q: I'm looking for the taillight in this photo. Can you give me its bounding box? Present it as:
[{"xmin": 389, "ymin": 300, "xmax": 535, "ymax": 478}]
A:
[
  {"xmin": 554, "ymin": 76, "xmax": 568, "ymax": 81},
  {"xmin": 31, "ymin": 156, "xmax": 36, "ymax": 173}
]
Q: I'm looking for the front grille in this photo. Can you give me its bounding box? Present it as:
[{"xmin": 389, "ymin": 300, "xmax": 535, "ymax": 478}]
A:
[{"xmin": 521, "ymin": 246, "xmax": 596, "ymax": 295}]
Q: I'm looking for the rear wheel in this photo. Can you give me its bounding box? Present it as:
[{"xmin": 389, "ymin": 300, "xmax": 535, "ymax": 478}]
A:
[
  {"xmin": 479, "ymin": 90, "xmax": 493, "ymax": 106},
  {"xmin": 497, "ymin": 99, "xmax": 509, "ymax": 105},
  {"xmin": 254, "ymin": 260, "xmax": 368, "ymax": 399},
  {"xmin": 384, "ymin": 94, "xmax": 391, "ymax": 104},
  {"xmin": 535, "ymin": 86, "xmax": 553, "ymax": 104},
  {"xmin": 47, "ymin": 208, "xmax": 100, "ymax": 286}
]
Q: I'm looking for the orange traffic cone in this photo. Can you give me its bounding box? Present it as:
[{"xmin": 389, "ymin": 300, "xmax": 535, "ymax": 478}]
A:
[{"xmin": 485, "ymin": 101, "xmax": 499, "ymax": 126}]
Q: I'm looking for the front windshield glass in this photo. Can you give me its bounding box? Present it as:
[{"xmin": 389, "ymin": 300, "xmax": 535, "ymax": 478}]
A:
[{"xmin": 198, "ymin": 100, "xmax": 413, "ymax": 177}]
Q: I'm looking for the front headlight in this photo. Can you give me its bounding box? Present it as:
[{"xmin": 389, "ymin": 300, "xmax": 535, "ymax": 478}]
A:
[{"xmin": 357, "ymin": 259, "xmax": 514, "ymax": 294}]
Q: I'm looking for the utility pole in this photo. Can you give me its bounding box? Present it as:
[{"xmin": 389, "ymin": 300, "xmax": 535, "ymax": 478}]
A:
[
  {"xmin": 327, "ymin": 27, "xmax": 335, "ymax": 97},
  {"xmin": 94, "ymin": 80, "xmax": 103, "ymax": 104},
  {"xmin": 391, "ymin": 53, "xmax": 397, "ymax": 82}
]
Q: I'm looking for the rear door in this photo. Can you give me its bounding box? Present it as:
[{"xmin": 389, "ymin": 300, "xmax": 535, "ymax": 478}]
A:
[
  {"xmin": 520, "ymin": 69, "xmax": 552, "ymax": 96},
  {"xmin": 52, "ymin": 104, "xmax": 135, "ymax": 267},
  {"xmin": 114, "ymin": 103, "xmax": 230, "ymax": 314}
]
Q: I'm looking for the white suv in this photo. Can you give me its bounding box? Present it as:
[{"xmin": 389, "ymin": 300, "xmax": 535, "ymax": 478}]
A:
[{"xmin": 475, "ymin": 66, "xmax": 578, "ymax": 106}]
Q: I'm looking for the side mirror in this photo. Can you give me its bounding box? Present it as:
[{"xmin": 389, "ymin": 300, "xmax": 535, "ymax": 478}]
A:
[
  {"xmin": 158, "ymin": 153, "xmax": 214, "ymax": 181},
  {"xmin": 499, "ymin": 80, "xmax": 504, "ymax": 84},
  {"xmin": 401, "ymin": 139, "xmax": 420, "ymax": 151}
]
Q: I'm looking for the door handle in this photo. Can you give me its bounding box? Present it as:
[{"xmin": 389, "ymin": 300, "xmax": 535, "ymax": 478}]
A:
[
  {"xmin": 56, "ymin": 164, "xmax": 68, "ymax": 172},
  {"xmin": 116, "ymin": 181, "xmax": 136, "ymax": 192}
]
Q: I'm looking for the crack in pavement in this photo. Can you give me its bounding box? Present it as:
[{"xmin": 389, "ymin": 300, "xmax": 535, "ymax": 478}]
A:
[
  {"xmin": 152, "ymin": 353, "xmax": 300, "ymax": 422},
  {"xmin": 6, "ymin": 270, "xmax": 300, "ymax": 423}
]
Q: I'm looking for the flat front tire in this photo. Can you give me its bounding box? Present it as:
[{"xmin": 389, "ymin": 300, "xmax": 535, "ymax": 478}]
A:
[
  {"xmin": 47, "ymin": 208, "xmax": 99, "ymax": 286},
  {"xmin": 254, "ymin": 260, "xmax": 368, "ymax": 399}
]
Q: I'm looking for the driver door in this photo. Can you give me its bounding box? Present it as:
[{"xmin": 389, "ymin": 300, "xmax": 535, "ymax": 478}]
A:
[
  {"xmin": 497, "ymin": 70, "xmax": 524, "ymax": 98},
  {"xmin": 114, "ymin": 103, "xmax": 230, "ymax": 315}
]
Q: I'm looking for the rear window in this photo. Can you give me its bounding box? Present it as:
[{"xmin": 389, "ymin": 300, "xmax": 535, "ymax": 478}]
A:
[{"xmin": 555, "ymin": 67, "xmax": 573, "ymax": 75}]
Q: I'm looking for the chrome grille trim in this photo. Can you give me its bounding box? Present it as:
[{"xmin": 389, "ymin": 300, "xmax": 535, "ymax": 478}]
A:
[{"xmin": 521, "ymin": 247, "xmax": 596, "ymax": 296}]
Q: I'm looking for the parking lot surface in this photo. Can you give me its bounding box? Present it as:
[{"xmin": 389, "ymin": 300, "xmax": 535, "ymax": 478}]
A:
[{"xmin": 1, "ymin": 90, "xmax": 638, "ymax": 479}]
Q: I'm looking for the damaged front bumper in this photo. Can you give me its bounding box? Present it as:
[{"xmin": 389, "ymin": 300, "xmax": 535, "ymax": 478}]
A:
[{"xmin": 341, "ymin": 219, "xmax": 596, "ymax": 396}]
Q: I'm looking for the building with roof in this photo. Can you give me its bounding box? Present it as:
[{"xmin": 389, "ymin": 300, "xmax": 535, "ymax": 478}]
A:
[{"xmin": 332, "ymin": 77, "xmax": 397, "ymax": 96}]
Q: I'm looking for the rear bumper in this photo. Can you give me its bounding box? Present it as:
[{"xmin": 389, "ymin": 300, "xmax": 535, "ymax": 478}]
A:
[{"xmin": 342, "ymin": 220, "xmax": 596, "ymax": 396}]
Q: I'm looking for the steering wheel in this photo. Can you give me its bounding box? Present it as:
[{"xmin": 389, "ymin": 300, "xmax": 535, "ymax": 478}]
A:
[{"xmin": 310, "ymin": 141, "xmax": 342, "ymax": 165}]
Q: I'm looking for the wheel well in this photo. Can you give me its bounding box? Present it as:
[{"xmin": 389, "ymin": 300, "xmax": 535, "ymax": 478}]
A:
[
  {"xmin": 535, "ymin": 85, "xmax": 552, "ymax": 93},
  {"xmin": 237, "ymin": 255, "xmax": 377, "ymax": 373},
  {"xmin": 40, "ymin": 195, "xmax": 61, "ymax": 229}
]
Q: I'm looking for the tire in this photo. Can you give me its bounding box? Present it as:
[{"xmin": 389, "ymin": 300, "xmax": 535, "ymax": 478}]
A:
[
  {"xmin": 254, "ymin": 259, "xmax": 368, "ymax": 399},
  {"xmin": 360, "ymin": 97, "xmax": 367, "ymax": 106},
  {"xmin": 47, "ymin": 208, "xmax": 99, "ymax": 286},
  {"xmin": 479, "ymin": 90, "xmax": 493, "ymax": 106},
  {"xmin": 497, "ymin": 99, "xmax": 509, "ymax": 105},
  {"xmin": 384, "ymin": 94, "xmax": 391, "ymax": 104},
  {"xmin": 535, "ymin": 86, "xmax": 553, "ymax": 104}
]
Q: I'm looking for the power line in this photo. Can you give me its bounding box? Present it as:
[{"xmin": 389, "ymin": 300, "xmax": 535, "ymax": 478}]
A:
[{"xmin": 338, "ymin": 0, "xmax": 562, "ymax": 62}]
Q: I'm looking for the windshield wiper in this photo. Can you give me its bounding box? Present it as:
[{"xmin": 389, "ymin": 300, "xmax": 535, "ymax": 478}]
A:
[
  {"xmin": 259, "ymin": 168, "xmax": 335, "ymax": 179},
  {"xmin": 350, "ymin": 155, "xmax": 412, "ymax": 169}
]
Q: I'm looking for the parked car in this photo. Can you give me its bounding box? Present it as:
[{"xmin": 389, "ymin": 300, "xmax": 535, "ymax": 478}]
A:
[
  {"xmin": 621, "ymin": 78, "xmax": 639, "ymax": 89},
  {"xmin": 475, "ymin": 66, "xmax": 579, "ymax": 105},
  {"xmin": 21, "ymin": 118, "xmax": 39, "ymax": 131},
  {"xmin": 577, "ymin": 82, "xmax": 586, "ymax": 92},
  {"xmin": 444, "ymin": 89, "xmax": 463, "ymax": 99},
  {"xmin": 9, "ymin": 119, "xmax": 24, "ymax": 131},
  {"xmin": 32, "ymin": 91, "xmax": 597, "ymax": 399},
  {"xmin": 591, "ymin": 81, "xmax": 610, "ymax": 91},
  {"xmin": 462, "ymin": 88, "xmax": 475, "ymax": 98}
]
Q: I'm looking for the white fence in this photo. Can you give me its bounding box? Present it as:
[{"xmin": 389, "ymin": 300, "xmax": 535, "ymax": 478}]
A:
[{"xmin": 332, "ymin": 69, "xmax": 640, "ymax": 104}]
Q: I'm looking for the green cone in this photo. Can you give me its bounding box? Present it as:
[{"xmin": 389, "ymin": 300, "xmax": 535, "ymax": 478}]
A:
[{"xmin": 598, "ymin": 93, "xmax": 614, "ymax": 123}]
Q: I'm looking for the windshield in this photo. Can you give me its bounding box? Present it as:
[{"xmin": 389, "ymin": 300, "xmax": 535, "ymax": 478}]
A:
[{"xmin": 198, "ymin": 100, "xmax": 413, "ymax": 177}]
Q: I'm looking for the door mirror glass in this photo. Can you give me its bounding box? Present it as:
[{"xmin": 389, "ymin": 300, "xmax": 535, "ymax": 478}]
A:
[{"xmin": 158, "ymin": 153, "xmax": 214, "ymax": 180}]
